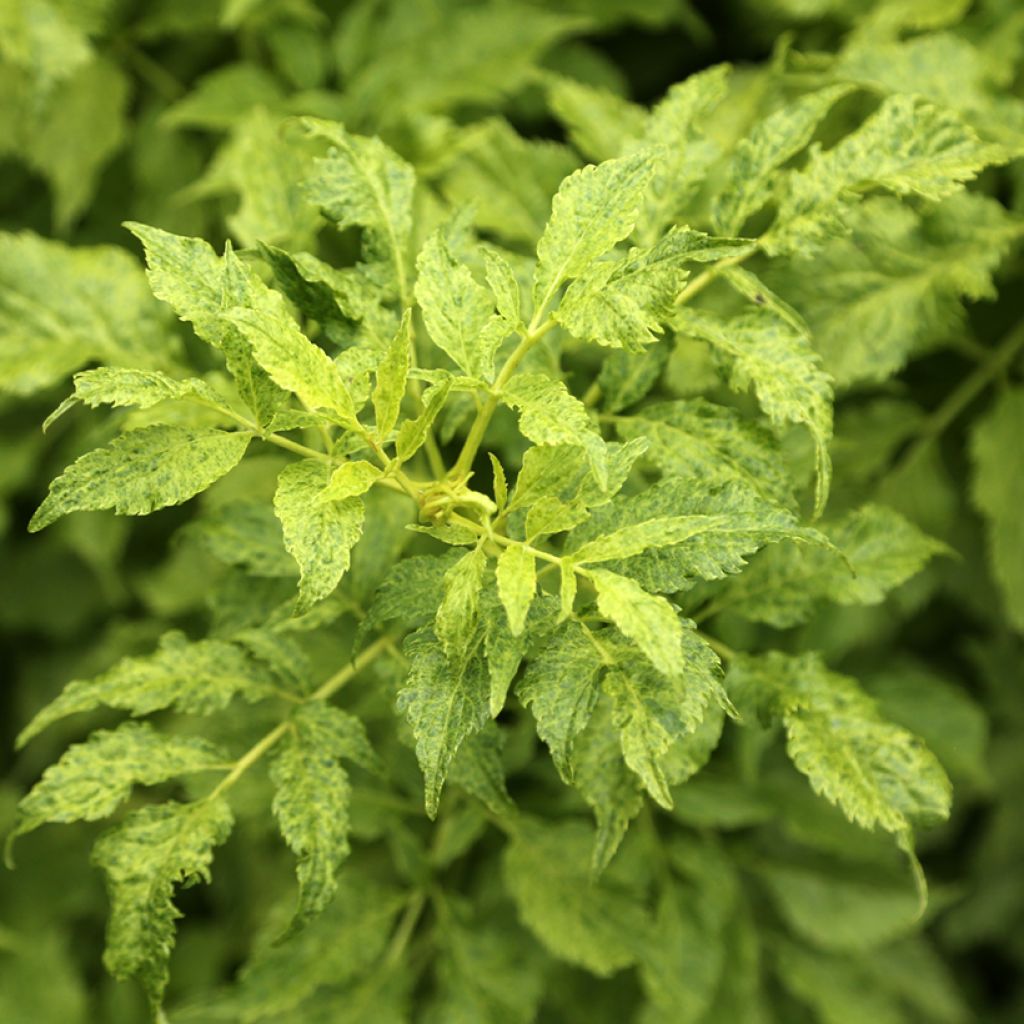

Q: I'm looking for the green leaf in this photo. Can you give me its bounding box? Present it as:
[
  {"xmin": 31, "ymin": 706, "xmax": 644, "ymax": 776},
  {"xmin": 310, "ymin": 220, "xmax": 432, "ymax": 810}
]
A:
[
  {"xmin": 865, "ymin": 661, "xmax": 989, "ymax": 788},
  {"xmin": 221, "ymin": 288, "xmax": 358, "ymax": 424},
  {"xmin": 29, "ymin": 425, "xmax": 251, "ymax": 532},
  {"xmin": 971, "ymin": 386, "xmax": 1024, "ymax": 632},
  {"xmin": 495, "ymin": 543, "xmax": 536, "ymax": 636},
  {"xmin": 21, "ymin": 57, "xmax": 129, "ymax": 231},
  {"xmin": 711, "ymin": 84, "xmax": 855, "ymax": 235},
  {"xmin": 396, "ymin": 629, "xmax": 490, "ymax": 818},
  {"xmin": 319, "ymin": 460, "xmax": 382, "ymax": 503},
  {"xmin": 10, "ymin": 722, "xmax": 224, "ymax": 845},
  {"xmin": 676, "ymin": 309, "xmax": 833, "ymax": 515},
  {"xmin": 614, "ymin": 399, "xmax": 795, "ymax": 509},
  {"xmin": 757, "ymin": 857, "xmax": 926, "ymax": 952},
  {"xmin": 767, "ymin": 94, "xmax": 1006, "ymax": 256},
  {"xmin": 483, "ymin": 247, "xmax": 523, "ymax": 328},
  {"xmin": 125, "ymin": 223, "xmax": 286, "ymax": 423},
  {"xmin": 302, "ymin": 119, "xmax": 414, "ymax": 297},
  {"xmin": 435, "ymin": 544, "xmax": 488, "ymax": 670},
  {"xmin": 271, "ymin": 702, "xmax": 379, "ymax": 928},
  {"xmin": 274, "ymin": 460, "xmax": 365, "ymax": 614},
  {"xmin": 208, "ymin": 875, "xmax": 406, "ymax": 1021},
  {"xmin": 0, "ymin": 231, "xmax": 173, "ymax": 397},
  {"xmin": 43, "ymin": 366, "xmax": 226, "ymax": 431},
  {"xmin": 602, "ymin": 629, "xmax": 723, "ymax": 807},
  {"xmin": 372, "ymin": 311, "xmax": 411, "ymax": 439},
  {"xmin": 415, "ymin": 228, "xmax": 500, "ymax": 379},
  {"xmin": 589, "ymin": 568, "xmax": 684, "ymax": 680},
  {"xmin": 502, "ymin": 372, "xmax": 609, "ymax": 488},
  {"xmin": 728, "ymin": 652, "xmax": 952, "ymax": 836},
  {"xmin": 16, "ymin": 632, "xmax": 278, "ymax": 748},
  {"xmin": 568, "ymin": 477, "xmax": 827, "ymax": 594},
  {"xmin": 92, "ymin": 798, "xmax": 234, "ymax": 1010},
  {"xmin": 532, "ymin": 148, "xmax": 655, "ymax": 311},
  {"xmin": 340, "ymin": 3, "xmax": 580, "ymax": 127},
  {"xmin": 544, "ymin": 72, "xmax": 646, "ymax": 162},
  {"xmin": 503, "ymin": 821, "xmax": 650, "ymax": 976},
  {"xmin": 731, "ymin": 504, "xmax": 947, "ymax": 627},
  {"xmin": 636, "ymin": 64, "xmax": 729, "ymax": 241},
  {"xmin": 180, "ymin": 108, "xmax": 320, "ymax": 249},
  {"xmin": 778, "ymin": 194, "xmax": 1024, "ymax": 387},
  {"xmin": 439, "ymin": 117, "xmax": 579, "ymax": 247},
  {"xmin": 517, "ymin": 619, "xmax": 603, "ymax": 780},
  {"xmin": 639, "ymin": 838, "xmax": 737, "ymax": 1024},
  {"xmin": 571, "ymin": 696, "xmax": 644, "ymax": 874}
]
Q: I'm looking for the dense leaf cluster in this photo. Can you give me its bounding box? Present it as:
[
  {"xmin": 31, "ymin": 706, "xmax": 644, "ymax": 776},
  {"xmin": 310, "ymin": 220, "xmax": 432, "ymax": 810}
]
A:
[{"xmin": 2, "ymin": 1, "xmax": 1024, "ymax": 1022}]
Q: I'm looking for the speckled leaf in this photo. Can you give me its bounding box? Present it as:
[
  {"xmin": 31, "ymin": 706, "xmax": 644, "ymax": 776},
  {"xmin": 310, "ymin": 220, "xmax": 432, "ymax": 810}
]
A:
[
  {"xmin": 728, "ymin": 652, "xmax": 951, "ymax": 836},
  {"xmin": 517, "ymin": 619, "xmax": 604, "ymax": 780},
  {"xmin": 29, "ymin": 425, "xmax": 251, "ymax": 532},
  {"xmin": 495, "ymin": 543, "xmax": 536, "ymax": 636},
  {"xmin": 589, "ymin": 568, "xmax": 684, "ymax": 680},
  {"xmin": 676, "ymin": 309, "xmax": 833, "ymax": 514},
  {"xmin": 416, "ymin": 229, "xmax": 500, "ymax": 380},
  {"xmin": 271, "ymin": 701, "xmax": 381, "ymax": 928},
  {"xmin": 397, "ymin": 628, "xmax": 490, "ymax": 818},
  {"xmin": 372, "ymin": 311, "xmax": 411, "ymax": 439},
  {"xmin": 614, "ymin": 399, "xmax": 795, "ymax": 509},
  {"xmin": 532, "ymin": 148, "xmax": 655, "ymax": 311},
  {"xmin": 274, "ymin": 460, "xmax": 365, "ymax": 613},
  {"xmin": 11, "ymin": 722, "xmax": 224, "ymax": 845},
  {"xmin": 92, "ymin": 798, "xmax": 234, "ymax": 1011},
  {"xmin": 502, "ymin": 373, "xmax": 609, "ymax": 488}
]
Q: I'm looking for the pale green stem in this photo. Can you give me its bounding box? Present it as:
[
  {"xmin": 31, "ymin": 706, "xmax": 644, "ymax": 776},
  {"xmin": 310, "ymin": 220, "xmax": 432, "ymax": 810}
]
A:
[
  {"xmin": 206, "ymin": 635, "xmax": 393, "ymax": 800},
  {"xmin": 448, "ymin": 319, "xmax": 557, "ymax": 481}
]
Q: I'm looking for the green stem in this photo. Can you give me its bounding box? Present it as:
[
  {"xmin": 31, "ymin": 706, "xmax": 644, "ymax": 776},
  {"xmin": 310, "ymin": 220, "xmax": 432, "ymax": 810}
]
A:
[
  {"xmin": 674, "ymin": 248, "xmax": 753, "ymax": 307},
  {"xmin": 449, "ymin": 319, "xmax": 556, "ymax": 481},
  {"xmin": 892, "ymin": 321, "xmax": 1024, "ymax": 477},
  {"xmin": 207, "ymin": 636, "xmax": 393, "ymax": 800}
]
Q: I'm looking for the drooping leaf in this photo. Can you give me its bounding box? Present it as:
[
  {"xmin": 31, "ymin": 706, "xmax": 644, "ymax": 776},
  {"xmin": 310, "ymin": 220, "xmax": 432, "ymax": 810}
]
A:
[
  {"xmin": 971, "ymin": 386, "xmax": 1024, "ymax": 632},
  {"xmin": 711, "ymin": 84, "xmax": 855, "ymax": 235},
  {"xmin": 730, "ymin": 504, "xmax": 947, "ymax": 627},
  {"xmin": 10, "ymin": 722, "xmax": 225, "ymax": 845},
  {"xmin": 766, "ymin": 94, "xmax": 1006, "ymax": 256},
  {"xmin": 271, "ymin": 702, "xmax": 380, "ymax": 927},
  {"xmin": 614, "ymin": 399, "xmax": 795, "ymax": 509},
  {"xmin": 517, "ymin": 619, "xmax": 604, "ymax": 780},
  {"xmin": 397, "ymin": 628, "xmax": 489, "ymax": 818},
  {"xmin": 92, "ymin": 798, "xmax": 234, "ymax": 1010},
  {"xmin": 728, "ymin": 652, "xmax": 952, "ymax": 837}
]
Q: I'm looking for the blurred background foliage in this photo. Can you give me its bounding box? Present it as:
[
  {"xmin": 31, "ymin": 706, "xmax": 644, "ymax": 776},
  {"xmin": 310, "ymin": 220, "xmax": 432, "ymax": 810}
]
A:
[{"xmin": 1, "ymin": 0, "xmax": 1023, "ymax": 1021}]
